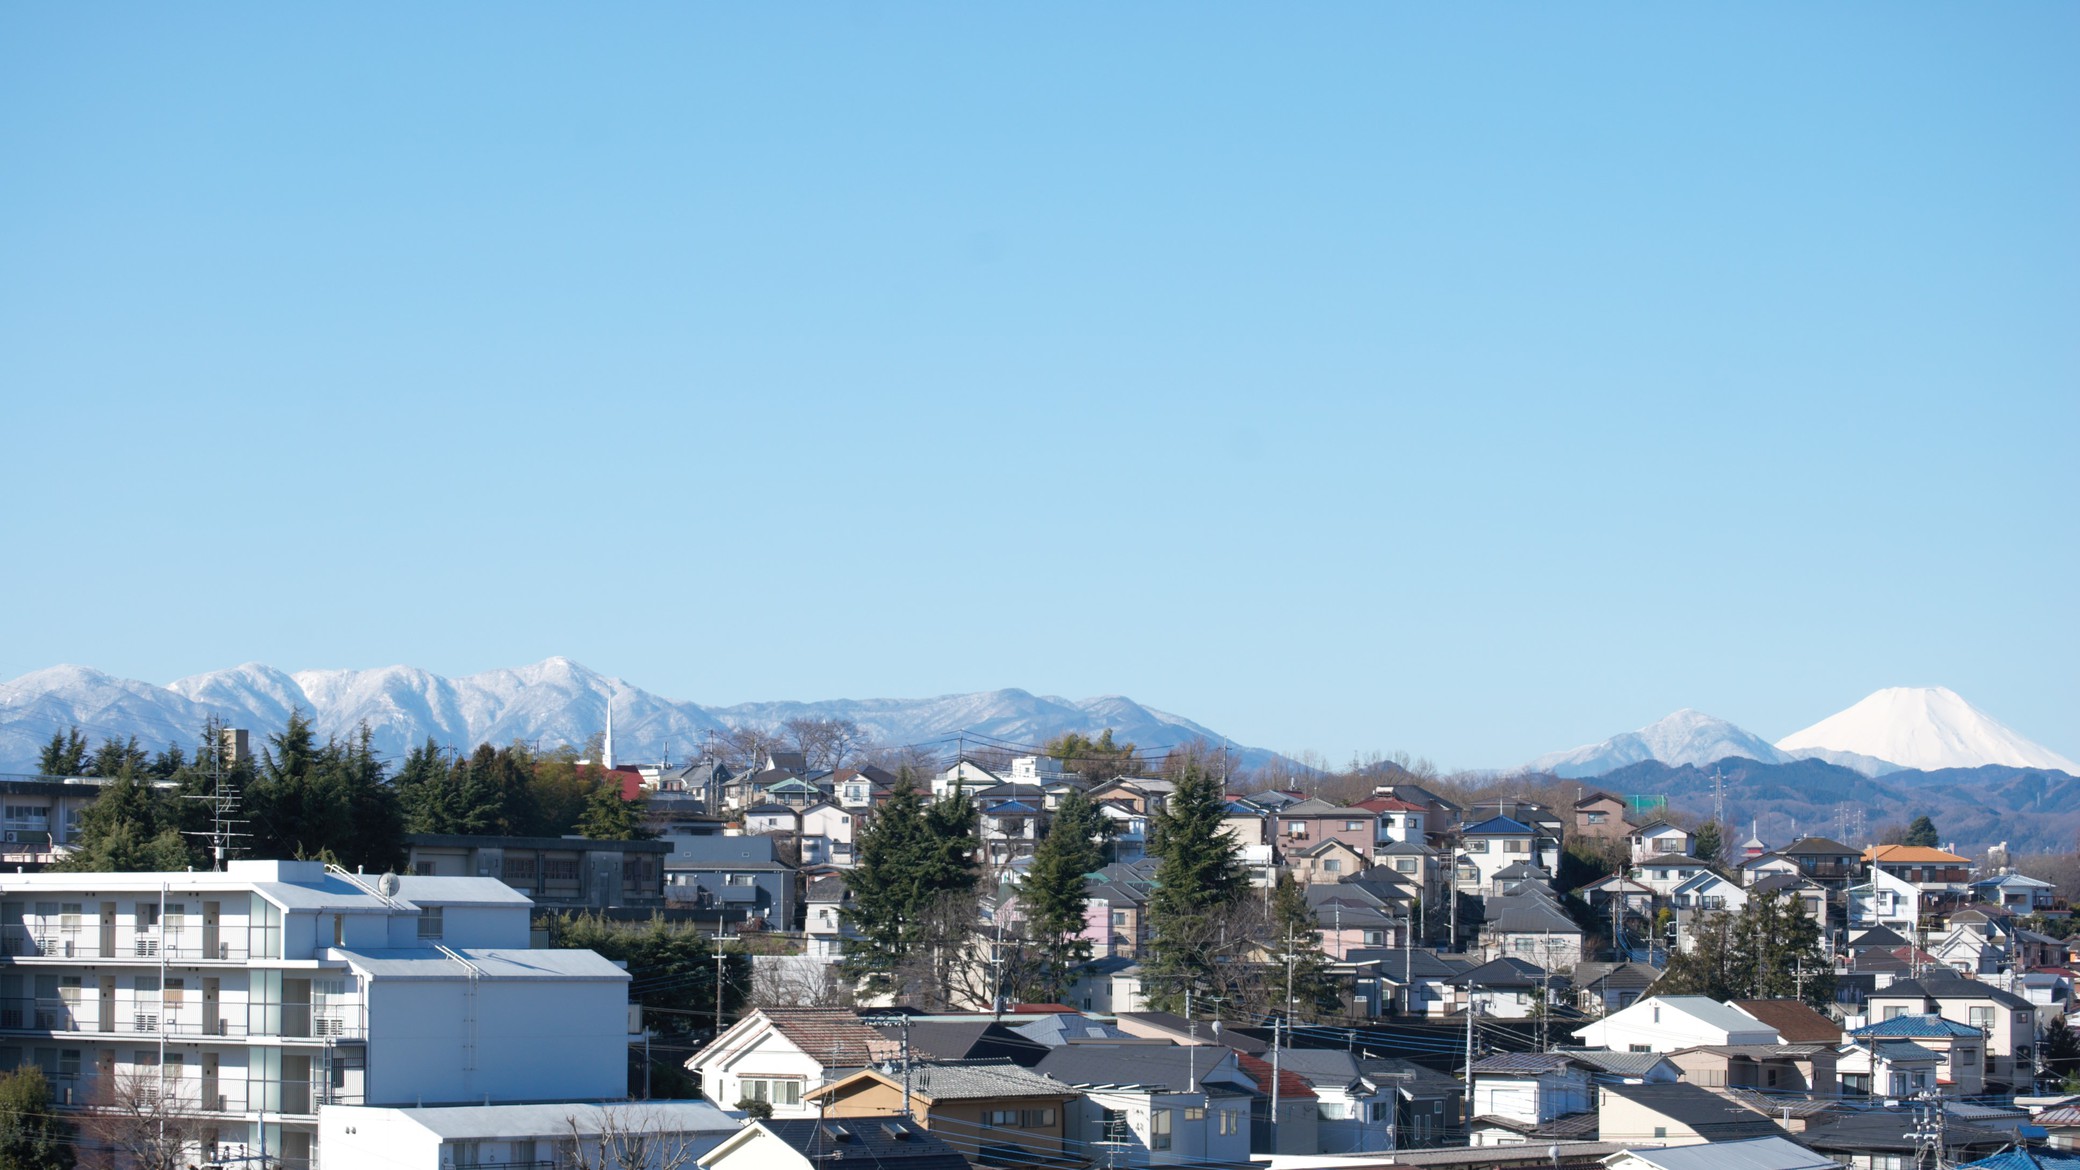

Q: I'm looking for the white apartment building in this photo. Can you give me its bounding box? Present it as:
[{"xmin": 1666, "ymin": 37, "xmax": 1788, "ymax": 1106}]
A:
[{"xmin": 0, "ymin": 860, "xmax": 632, "ymax": 1169}]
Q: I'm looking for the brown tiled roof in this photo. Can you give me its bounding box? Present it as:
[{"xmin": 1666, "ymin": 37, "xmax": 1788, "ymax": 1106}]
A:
[
  {"xmin": 1731, "ymin": 999, "xmax": 1844, "ymax": 1044},
  {"xmin": 1235, "ymin": 1051, "xmax": 1317, "ymax": 1101},
  {"xmin": 769, "ymin": 1009, "xmax": 898, "ymax": 1067}
]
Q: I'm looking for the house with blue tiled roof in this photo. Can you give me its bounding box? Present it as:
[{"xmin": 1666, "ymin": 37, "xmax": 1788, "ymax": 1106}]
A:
[{"xmin": 1847, "ymin": 1013, "xmax": 1986, "ymax": 1095}]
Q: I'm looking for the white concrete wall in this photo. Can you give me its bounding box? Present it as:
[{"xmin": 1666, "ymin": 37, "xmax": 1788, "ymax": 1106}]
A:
[{"xmin": 365, "ymin": 976, "xmax": 625, "ymax": 1106}]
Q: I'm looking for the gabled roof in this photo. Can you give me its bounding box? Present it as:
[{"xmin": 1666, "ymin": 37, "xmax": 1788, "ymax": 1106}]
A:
[
  {"xmin": 807, "ymin": 1059, "xmax": 1076, "ymax": 1104},
  {"xmin": 1480, "ymin": 893, "xmax": 1582, "ymax": 935},
  {"xmin": 1848, "ymin": 925, "xmax": 1913, "ymax": 949},
  {"xmin": 1782, "ymin": 836, "xmax": 1858, "ymax": 856},
  {"xmin": 1454, "ymin": 957, "xmax": 1560, "ymax": 989},
  {"xmin": 1864, "ymin": 843, "xmax": 1970, "ymax": 864},
  {"xmin": 1235, "ymin": 1050, "xmax": 1318, "ymax": 1100},
  {"xmin": 1869, "ymin": 976, "xmax": 2033, "ymax": 1009},
  {"xmin": 1562, "ymin": 1049, "xmax": 1677, "ymax": 1079},
  {"xmin": 1470, "ymin": 1052, "xmax": 1581, "ymax": 1076},
  {"xmin": 1730, "ymin": 999, "xmax": 1843, "ymax": 1044},
  {"xmin": 1573, "ymin": 961, "xmax": 1659, "ymax": 992},
  {"xmin": 748, "ymin": 1119, "xmax": 969, "ymax": 1170},
  {"xmin": 1357, "ymin": 796, "xmax": 1428, "ymax": 813},
  {"xmin": 1461, "ymin": 815, "xmax": 1537, "ymax": 836},
  {"xmin": 765, "ymin": 1009, "xmax": 898, "ymax": 1067},
  {"xmin": 1034, "ymin": 1044, "xmax": 1252, "ymax": 1094},
  {"xmin": 1598, "ymin": 1081, "xmax": 1779, "ymax": 1138},
  {"xmin": 1608, "ymin": 1136, "xmax": 1838, "ymax": 1170},
  {"xmin": 1849, "ymin": 1013, "xmax": 1986, "ymax": 1040}
]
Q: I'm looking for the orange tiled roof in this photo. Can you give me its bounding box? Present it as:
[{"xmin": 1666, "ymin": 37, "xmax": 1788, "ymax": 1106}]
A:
[{"xmin": 1863, "ymin": 845, "xmax": 1970, "ymax": 864}]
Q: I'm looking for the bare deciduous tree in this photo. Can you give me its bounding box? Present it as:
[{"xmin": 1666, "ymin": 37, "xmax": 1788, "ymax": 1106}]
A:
[
  {"xmin": 77, "ymin": 1070, "xmax": 199, "ymax": 1170},
  {"xmin": 560, "ymin": 1107, "xmax": 706, "ymax": 1170},
  {"xmin": 748, "ymin": 955, "xmax": 853, "ymax": 1009},
  {"xmin": 782, "ymin": 718, "xmax": 863, "ymax": 771}
]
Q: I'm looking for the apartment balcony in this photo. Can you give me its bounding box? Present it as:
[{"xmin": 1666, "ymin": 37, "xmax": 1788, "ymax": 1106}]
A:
[
  {"xmin": 1, "ymin": 926, "xmax": 280, "ymax": 964},
  {"xmin": 0, "ymin": 997, "xmax": 365, "ymax": 1041}
]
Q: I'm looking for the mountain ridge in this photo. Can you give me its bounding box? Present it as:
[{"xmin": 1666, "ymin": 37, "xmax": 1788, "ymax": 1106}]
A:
[{"xmin": 1, "ymin": 659, "xmax": 1272, "ymax": 774}]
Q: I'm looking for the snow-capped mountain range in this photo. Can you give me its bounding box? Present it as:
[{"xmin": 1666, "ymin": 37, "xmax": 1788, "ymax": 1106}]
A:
[
  {"xmin": 0, "ymin": 659, "xmax": 1264, "ymax": 773},
  {"xmin": 1527, "ymin": 686, "xmax": 2076, "ymax": 779}
]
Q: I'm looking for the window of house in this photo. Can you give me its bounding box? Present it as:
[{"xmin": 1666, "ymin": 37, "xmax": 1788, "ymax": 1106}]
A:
[
  {"xmin": 1100, "ymin": 1109, "xmax": 1129, "ymax": 1141},
  {"xmin": 1967, "ymin": 1006, "xmax": 1993, "ymax": 1029},
  {"xmin": 1505, "ymin": 839, "xmax": 1529, "ymax": 854},
  {"xmin": 1884, "ymin": 1006, "xmax": 1906, "ymax": 1020},
  {"xmin": 1112, "ymin": 910, "xmax": 1128, "ymax": 926},
  {"xmin": 1150, "ymin": 1108, "xmax": 1172, "ymax": 1150},
  {"xmin": 1630, "ymin": 1044, "xmax": 1653, "ymax": 1053},
  {"xmin": 1653, "ymin": 1127, "xmax": 1667, "ymax": 1139},
  {"xmin": 1345, "ymin": 821, "xmax": 1364, "ymax": 832},
  {"xmin": 1586, "ymin": 812, "xmax": 1607, "ymax": 824},
  {"xmin": 1324, "ymin": 860, "xmax": 1341, "ymax": 874},
  {"xmin": 1366, "ymin": 931, "xmax": 1384, "ymax": 945},
  {"xmin": 725, "ymin": 873, "xmax": 757, "ymax": 886},
  {"xmin": 739, "ymin": 1078, "xmax": 800, "ymax": 1105},
  {"xmin": 416, "ymin": 907, "xmax": 443, "ymax": 940},
  {"xmin": 1465, "ymin": 840, "xmax": 1488, "ymax": 854},
  {"xmin": 1655, "ymin": 839, "xmax": 1683, "ymax": 853},
  {"xmin": 1219, "ymin": 1109, "xmax": 1240, "ymax": 1135},
  {"xmin": 1184, "ymin": 1106, "xmax": 1205, "ymax": 1121},
  {"xmin": 1395, "ymin": 859, "xmax": 1417, "ymax": 873}
]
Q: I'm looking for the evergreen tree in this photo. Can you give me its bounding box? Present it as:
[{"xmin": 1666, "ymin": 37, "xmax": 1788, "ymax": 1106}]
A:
[
  {"xmin": 1143, "ymin": 762, "xmax": 1247, "ymax": 1013},
  {"xmin": 1904, "ymin": 815, "xmax": 1939, "ymax": 848},
  {"xmin": 0, "ymin": 1062, "xmax": 73, "ymax": 1170},
  {"xmin": 1020, "ymin": 792, "xmax": 1104, "ymax": 1000},
  {"xmin": 36, "ymin": 728, "xmax": 87, "ymax": 777},
  {"xmin": 85, "ymin": 736, "xmax": 148, "ymax": 779},
  {"xmin": 246, "ymin": 714, "xmax": 403, "ymax": 870},
  {"xmin": 1267, "ymin": 874, "xmax": 1340, "ymax": 1021},
  {"xmin": 2043, "ymin": 1014, "xmax": 2080, "ymax": 1084},
  {"xmin": 1044, "ymin": 729, "xmax": 1145, "ymax": 782},
  {"xmin": 1657, "ymin": 892, "xmax": 1834, "ymax": 1008},
  {"xmin": 840, "ymin": 773, "xmax": 980, "ymax": 1000},
  {"xmin": 1692, "ymin": 821, "xmax": 1726, "ymax": 867},
  {"xmin": 576, "ymin": 770, "xmax": 652, "ymax": 840},
  {"xmin": 55, "ymin": 772, "xmax": 189, "ymax": 873}
]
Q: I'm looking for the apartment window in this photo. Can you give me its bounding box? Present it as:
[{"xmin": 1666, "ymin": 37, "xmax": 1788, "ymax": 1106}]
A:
[
  {"xmin": 725, "ymin": 873, "xmax": 757, "ymax": 886},
  {"xmin": 542, "ymin": 858, "xmax": 580, "ymax": 882},
  {"xmin": 1150, "ymin": 1108, "xmax": 1172, "ymax": 1150},
  {"xmin": 1219, "ymin": 1109, "xmax": 1240, "ymax": 1136},
  {"xmin": 502, "ymin": 856, "xmax": 537, "ymax": 883},
  {"xmin": 417, "ymin": 907, "xmax": 444, "ymax": 940},
  {"xmin": 1112, "ymin": 910, "xmax": 1128, "ymax": 926},
  {"xmin": 58, "ymin": 1050, "xmax": 80, "ymax": 1079}
]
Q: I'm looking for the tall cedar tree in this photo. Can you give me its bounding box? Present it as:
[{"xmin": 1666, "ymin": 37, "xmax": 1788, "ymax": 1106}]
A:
[
  {"xmin": 1657, "ymin": 892, "xmax": 1834, "ymax": 1007},
  {"xmin": 0, "ymin": 1062, "xmax": 73, "ymax": 1170},
  {"xmin": 36, "ymin": 728, "xmax": 88, "ymax": 777},
  {"xmin": 1691, "ymin": 821, "xmax": 1726, "ymax": 867},
  {"xmin": 245, "ymin": 711, "xmax": 405, "ymax": 871},
  {"xmin": 1143, "ymin": 762, "xmax": 1247, "ymax": 1013},
  {"xmin": 576, "ymin": 767, "xmax": 653, "ymax": 840},
  {"xmin": 56, "ymin": 770, "xmax": 189, "ymax": 873},
  {"xmin": 841, "ymin": 774, "xmax": 979, "ymax": 999},
  {"xmin": 1904, "ymin": 815, "xmax": 1940, "ymax": 848},
  {"xmin": 1021, "ymin": 791, "xmax": 1105, "ymax": 1001}
]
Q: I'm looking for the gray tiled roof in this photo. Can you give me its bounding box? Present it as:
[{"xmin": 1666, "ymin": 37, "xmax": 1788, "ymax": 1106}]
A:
[{"xmin": 902, "ymin": 1059, "xmax": 1078, "ymax": 1101}]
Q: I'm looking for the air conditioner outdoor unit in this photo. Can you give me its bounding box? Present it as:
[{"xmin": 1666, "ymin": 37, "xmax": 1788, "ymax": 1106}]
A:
[{"xmin": 1, "ymin": 831, "xmax": 19, "ymax": 843}]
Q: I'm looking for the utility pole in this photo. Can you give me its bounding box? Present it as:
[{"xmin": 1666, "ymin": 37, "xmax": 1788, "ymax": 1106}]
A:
[
  {"xmin": 1463, "ymin": 987, "xmax": 1479, "ymax": 1083},
  {"xmin": 711, "ymin": 934, "xmax": 739, "ymax": 1039}
]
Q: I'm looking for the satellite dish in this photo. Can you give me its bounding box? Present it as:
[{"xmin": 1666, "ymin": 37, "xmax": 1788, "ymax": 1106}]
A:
[{"xmin": 377, "ymin": 872, "xmax": 401, "ymax": 897}]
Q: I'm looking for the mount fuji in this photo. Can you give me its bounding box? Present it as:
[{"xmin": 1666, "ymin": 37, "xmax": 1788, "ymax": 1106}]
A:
[{"xmin": 1776, "ymin": 686, "xmax": 2079, "ymax": 775}]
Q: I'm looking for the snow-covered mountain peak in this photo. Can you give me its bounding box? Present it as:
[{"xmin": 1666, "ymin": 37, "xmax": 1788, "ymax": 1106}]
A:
[
  {"xmin": 1527, "ymin": 708, "xmax": 1788, "ymax": 778},
  {"xmin": 1775, "ymin": 686, "xmax": 2078, "ymax": 774}
]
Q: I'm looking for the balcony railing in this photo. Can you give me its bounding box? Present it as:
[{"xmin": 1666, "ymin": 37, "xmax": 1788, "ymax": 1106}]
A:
[
  {"xmin": 0, "ymin": 997, "xmax": 364, "ymax": 1040},
  {"xmin": 1, "ymin": 927, "xmax": 276, "ymax": 962}
]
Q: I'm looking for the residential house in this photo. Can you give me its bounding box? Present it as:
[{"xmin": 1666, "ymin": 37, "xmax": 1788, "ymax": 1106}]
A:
[
  {"xmin": 1632, "ymin": 857, "xmax": 1713, "ymax": 899},
  {"xmin": 684, "ymin": 1008, "xmax": 896, "ymax": 1118},
  {"xmin": 1574, "ymin": 791, "xmax": 1633, "ymax": 841},
  {"xmin": 1572, "ymin": 996, "xmax": 1781, "ymax": 1053},
  {"xmin": 1835, "ymin": 1036, "xmax": 1941, "ymax": 1099},
  {"xmin": 1364, "ymin": 782, "xmax": 1464, "ymax": 845},
  {"xmin": 1630, "ymin": 822, "xmax": 1696, "ymax": 866},
  {"xmin": 933, "ymin": 759, "xmax": 1003, "ymax": 800},
  {"xmin": 1275, "ymin": 799, "xmax": 1385, "ymax": 862},
  {"xmin": 797, "ymin": 802, "xmax": 856, "ymax": 869},
  {"xmin": 661, "ymin": 835, "xmax": 795, "ymax": 930},
  {"xmin": 1596, "ymin": 1082, "xmax": 1779, "ymax": 1146},
  {"xmin": 803, "ymin": 875, "xmax": 857, "ymax": 960},
  {"xmin": 1217, "ymin": 801, "xmax": 1267, "ymax": 850},
  {"xmin": 1488, "ymin": 861, "xmax": 1555, "ymax": 897},
  {"xmin": 980, "ymin": 800, "xmax": 1044, "ymax": 865},
  {"xmin": 1865, "ymin": 844, "xmax": 1974, "ymax": 899},
  {"xmin": 743, "ymin": 804, "xmax": 799, "ymax": 837},
  {"xmin": 1373, "ymin": 841, "xmax": 1440, "ymax": 891},
  {"xmin": 1845, "ymin": 1014, "xmax": 1986, "ymax": 1095},
  {"xmin": 1747, "ymin": 873, "xmax": 1831, "ymax": 930},
  {"xmin": 318, "ymin": 1100, "xmax": 739, "ymax": 1170},
  {"xmin": 1350, "ymin": 949, "xmax": 1477, "ymax": 1017},
  {"xmin": 1849, "ymin": 865, "xmax": 1924, "ymax": 936},
  {"xmin": 1099, "ymin": 800, "xmax": 1151, "ymax": 863},
  {"xmin": 403, "ymin": 832, "xmax": 669, "ymax": 910},
  {"xmin": 761, "ymin": 777, "xmax": 828, "ymax": 809},
  {"xmin": 1780, "ymin": 837, "xmax": 1863, "ymax": 890},
  {"xmin": 1861, "ymin": 975, "xmax": 2038, "ymax": 1090},
  {"xmin": 1741, "ymin": 851, "xmax": 1806, "ymax": 888},
  {"xmin": 1465, "ymin": 1053, "xmax": 1594, "ymax": 1148},
  {"xmin": 1664, "ymin": 1044, "xmax": 1837, "ymax": 1095},
  {"xmin": 1270, "ymin": 1048, "xmax": 1461, "ymax": 1152},
  {"xmin": 697, "ymin": 1118, "xmax": 970, "ymax": 1170},
  {"xmin": 1005, "ymin": 755, "xmax": 1071, "ymax": 786},
  {"xmin": 805, "ymin": 1059, "xmax": 1078, "ymax": 1167},
  {"xmin": 1968, "ymin": 872, "xmax": 2060, "ymax": 915},
  {"xmin": 1561, "ymin": 1050, "xmax": 1682, "ymax": 1084},
  {"xmin": 1036, "ymin": 1044, "xmax": 1255, "ymax": 1167},
  {"xmin": 1309, "ymin": 886, "xmax": 1407, "ymax": 959},
  {"xmin": 1084, "ymin": 777, "xmax": 1174, "ymax": 817},
  {"xmin": 1457, "ymin": 817, "xmax": 1561, "ymax": 891},
  {"xmin": 1454, "ymin": 957, "xmax": 1568, "ymax": 1020},
  {"xmin": 1476, "ymin": 890, "xmax": 1586, "ymax": 972},
  {"xmin": 1082, "ymin": 861, "xmax": 1158, "ymax": 959},
  {"xmin": 1359, "ymin": 797, "xmax": 1430, "ymax": 848},
  {"xmin": 0, "ymin": 861, "xmax": 631, "ymax": 1170},
  {"xmin": 1111, "ymin": 1012, "xmax": 1266, "ymax": 1054},
  {"xmin": 1577, "ymin": 875, "xmax": 1659, "ymax": 941},
  {"xmin": 1573, "ymin": 961, "xmax": 1660, "ymax": 1017},
  {"xmin": 874, "ymin": 1018, "xmax": 1052, "ymax": 1067},
  {"xmin": 1234, "ymin": 1050, "xmax": 1320, "ymax": 1154},
  {"xmin": 1291, "ymin": 838, "xmax": 1370, "ymax": 885},
  {"xmin": 1669, "ymin": 871, "xmax": 1746, "ymax": 949}
]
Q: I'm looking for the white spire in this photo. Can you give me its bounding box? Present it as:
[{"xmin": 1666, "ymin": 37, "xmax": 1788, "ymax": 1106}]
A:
[{"xmin": 603, "ymin": 690, "xmax": 616, "ymax": 771}]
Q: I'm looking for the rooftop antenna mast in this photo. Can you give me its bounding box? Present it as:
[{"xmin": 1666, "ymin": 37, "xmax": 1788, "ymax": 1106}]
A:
[{"xmin": 181, "ymin": 718, "xmax": 251, "ymax": 871}]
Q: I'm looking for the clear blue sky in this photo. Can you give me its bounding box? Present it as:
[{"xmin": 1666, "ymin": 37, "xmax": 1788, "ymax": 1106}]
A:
[{"xmin": 3, "ymin": 5, "xmax": 2074, "ymax": 769}]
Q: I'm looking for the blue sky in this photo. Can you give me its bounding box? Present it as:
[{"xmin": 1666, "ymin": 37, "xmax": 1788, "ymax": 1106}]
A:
[{"xmin": 2, "ymin": 5, "xmax": 2073, "ymax": 769}]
